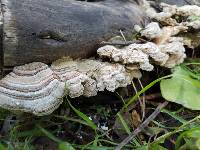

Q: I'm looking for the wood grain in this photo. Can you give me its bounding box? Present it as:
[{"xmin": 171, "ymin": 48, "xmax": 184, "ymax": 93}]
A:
[{"xmin": 2, "ymin": 0, "xmax": 148, "ymax": 67}]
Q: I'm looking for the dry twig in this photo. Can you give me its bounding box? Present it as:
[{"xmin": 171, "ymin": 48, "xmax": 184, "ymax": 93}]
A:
[{"xmin": 115, "ymin": 101, "xmax": 168, "ymax": 150}]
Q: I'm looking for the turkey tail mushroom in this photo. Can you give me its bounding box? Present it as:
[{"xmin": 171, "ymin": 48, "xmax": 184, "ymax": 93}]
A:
[
  {"xmin": 0, "ymin": 62, "xmax": 65, "ymax": 116},
  {"xmin": 0, "ymin": 59, "xmax": 138, "ymax": 116},
  {"xmin": 51, "ymin": 58, "xmax": 139, "ymax": 98}
]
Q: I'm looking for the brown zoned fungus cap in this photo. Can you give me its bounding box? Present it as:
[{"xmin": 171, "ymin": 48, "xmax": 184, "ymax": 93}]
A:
[{"xmin": 0, "ymin": 62, "xmax": 64, "ymax": 116}]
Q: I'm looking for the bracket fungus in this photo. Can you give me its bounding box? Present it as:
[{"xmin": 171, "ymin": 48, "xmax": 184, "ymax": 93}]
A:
[
  {"xmin": 0, "ymin": 62, "xmax": 65, "ymax": 116},
  {"xmin": 142, "ymin": 2, "xmax": 200, "ymax": 48},
  {"xmin": 97, "ymin": 3, "xmax": 191, "ymax": 73},
  {"xmin": 51, "ymin": 58, "xmax": 139, "ymax": 98},
  {"xmin": 0, "ymin": 1, "xmax": 197, "ymax": 116},
  {"xmin": 97, "ymin": 41, "xmax": 185, "ymax": 70},
  {"xmin": 0, "ymin": 58, "xmax": 139, "ymax": 115}
]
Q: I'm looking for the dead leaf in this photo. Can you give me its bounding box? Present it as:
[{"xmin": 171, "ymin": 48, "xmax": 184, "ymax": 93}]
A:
[{"xmin": 131, "ymin": 110, "xmax": 141, "ymax": 127}]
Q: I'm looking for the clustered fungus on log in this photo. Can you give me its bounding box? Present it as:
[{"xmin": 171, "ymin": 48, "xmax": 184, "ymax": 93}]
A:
[
  {"xmin": 0, "ymin": 58, "xmax": 140, "ymax": 115},
  {"xmin": 142, "ymin": 1, "xmax": 200, "ymax": 48},
  {"xmin": 1, "ymin": 1, "xmax": 200, "ymax": 116},
  {"xmin": 51, "ymin": 58, "xmax": 139, "ymax": 98},
  {"xmin": 97, "ymin": 22, "xmax": 186, "ymax": 70}
]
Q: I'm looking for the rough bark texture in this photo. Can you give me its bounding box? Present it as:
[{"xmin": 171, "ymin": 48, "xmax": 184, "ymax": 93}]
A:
[
  {"xmin": 151, "ymin": 0, "xmax": 200, "ymax": 6},
  {"xmin": 1, "ymin": 0, "xmax": 147, "ymax": 67}
]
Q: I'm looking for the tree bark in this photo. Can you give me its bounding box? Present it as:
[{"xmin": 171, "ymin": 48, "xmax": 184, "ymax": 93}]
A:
[
  {"xmin": 1, "ymin": 0, "xmax": 148, "ymax": 67},
  {"xmin": 151, "ymin": 0, "xmax": 200, "ymax": 6}
]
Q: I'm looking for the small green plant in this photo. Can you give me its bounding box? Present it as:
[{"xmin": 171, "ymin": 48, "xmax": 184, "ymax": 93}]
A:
[{"xmin": 161, "ymin": 64, "xmax": 200, "ymax": 110}]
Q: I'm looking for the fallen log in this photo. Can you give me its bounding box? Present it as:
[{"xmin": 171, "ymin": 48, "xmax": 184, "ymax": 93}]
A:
[
  {"xmin": 150, "ymin": 0, "xmax": 200, "ymax": 6},
  {"xmin": 1, "ymin": 0, "xmax": 148, "ymax": 67}
]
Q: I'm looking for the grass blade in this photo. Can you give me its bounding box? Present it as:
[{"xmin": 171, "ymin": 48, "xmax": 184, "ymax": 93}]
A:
[
  {"xmin": 122, "ymin": 75, "xmax": 171, "ymax": 110},
  {"xmin": 36, "ymin": 125, "xmax": 62, "ymax": 143},
  {"xmin": 161, "ymin": 109, "xmax": 187, "ymax": 124},
  {"xmin": 67, "ymin": 100, "xmax": 97, "ymax": 130},
  {"xmin": 117, "ymin": 112, "xmax": 131, "ymax": 135}
]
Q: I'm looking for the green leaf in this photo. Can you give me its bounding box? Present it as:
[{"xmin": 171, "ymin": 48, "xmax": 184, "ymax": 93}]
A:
[
  {"xmin": 135, "ymin": 145, "xmax": 148, "ymax": 150},
  {"xmin": 160, "ymin": 66, "xmax": 200, "ymax": 110},
  {"xmin": 0, "ymin": 143, "xmax": 6, "ymax": 150},
  {"xmin": 67, "ymin": 100, "xmax": 97, "ymax": 130},
  {"xmin": 93, "ymin": 136, "xmax": 99, "ymax": 146},
  {"xmin": 186, "ymin": 129, "xmax": 200, "ymax": 138},
  {"xmin": 196, "ymin": 138, "xmax": 200, "ymax": 149},
  {"xmin": 175, "ymin": 127, "xmax": 200, "ymax": 150},
  {"xmin": 149, "ymin": 143, "xmax": 167, "ymax": 150},
  {"xmin": 59, "ymin": 142, "xmax": 75, "ymax": 150}
]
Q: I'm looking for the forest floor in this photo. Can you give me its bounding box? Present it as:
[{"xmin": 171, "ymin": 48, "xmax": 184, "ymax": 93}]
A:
[{"xmin": 0, "ymin": 60, "xmax": 199, "ymax": 150}]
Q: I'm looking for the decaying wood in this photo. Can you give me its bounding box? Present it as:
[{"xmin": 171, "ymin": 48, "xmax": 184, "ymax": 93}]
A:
[
  {"xmin": 1, "ymin": 0, "xmax": 148, "ymax": 67},
  {"xmin": 150, "ymin": 0, "xmax": 200, "ymax": 6}
]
